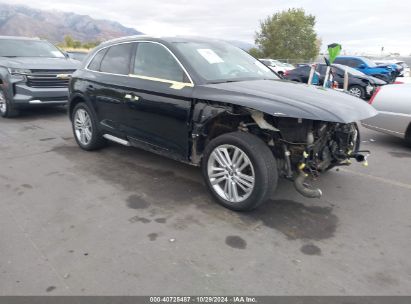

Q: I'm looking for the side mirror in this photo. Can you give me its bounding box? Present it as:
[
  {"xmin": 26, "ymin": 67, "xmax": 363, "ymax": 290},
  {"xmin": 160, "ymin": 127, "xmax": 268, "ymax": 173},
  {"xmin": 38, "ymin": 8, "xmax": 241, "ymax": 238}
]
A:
[{"xmin": 358, "ymin": 64, "xmax": 366, "ymax": 69}]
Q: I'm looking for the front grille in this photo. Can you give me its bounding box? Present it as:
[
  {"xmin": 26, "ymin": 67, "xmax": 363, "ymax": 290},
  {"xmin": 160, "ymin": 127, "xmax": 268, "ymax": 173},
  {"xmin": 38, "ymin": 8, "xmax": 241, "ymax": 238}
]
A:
[{"xmin": 26, "ymin": 70, "xmax": 75, "ymax": 88}]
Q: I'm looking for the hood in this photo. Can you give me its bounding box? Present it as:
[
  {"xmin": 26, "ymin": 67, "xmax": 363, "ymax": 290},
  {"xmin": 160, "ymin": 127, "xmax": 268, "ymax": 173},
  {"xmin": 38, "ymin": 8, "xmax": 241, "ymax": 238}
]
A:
[
  {"xmin": 375, "ymin": 64, "xmax": 393, "ymax": 70},
  {"xmin": 367, "ymin": 75, "xmax": 387, "ymax": 85},
  {"xmin": 194, "ymin": 79, "xmax": 377, "ymax": 123},
  {"xmin": 0, "ymin": 56, "xmax": 80, "ymax": 70}
]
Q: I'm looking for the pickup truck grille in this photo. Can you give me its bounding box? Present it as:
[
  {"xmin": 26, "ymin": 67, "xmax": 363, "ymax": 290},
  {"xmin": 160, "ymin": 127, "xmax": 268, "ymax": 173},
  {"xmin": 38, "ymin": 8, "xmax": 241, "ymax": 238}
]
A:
[{"xmin": 26, "ymin": 70, "xmax": 75, "ymax": 88}]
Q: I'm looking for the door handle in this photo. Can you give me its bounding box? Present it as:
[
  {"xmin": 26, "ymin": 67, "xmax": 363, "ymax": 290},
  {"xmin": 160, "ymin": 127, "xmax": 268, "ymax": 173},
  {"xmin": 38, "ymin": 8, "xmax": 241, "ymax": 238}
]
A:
[{"xmin": 124, "ymin": 94, "xmax": 140, "ymax": 101}]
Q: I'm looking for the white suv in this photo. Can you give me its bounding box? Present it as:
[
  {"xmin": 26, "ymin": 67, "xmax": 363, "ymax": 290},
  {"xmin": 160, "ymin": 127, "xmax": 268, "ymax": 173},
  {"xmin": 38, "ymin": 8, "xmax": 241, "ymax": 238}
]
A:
[{"xmin": 259, "ymin": 59, "xmax": 294, "ymax": 76}]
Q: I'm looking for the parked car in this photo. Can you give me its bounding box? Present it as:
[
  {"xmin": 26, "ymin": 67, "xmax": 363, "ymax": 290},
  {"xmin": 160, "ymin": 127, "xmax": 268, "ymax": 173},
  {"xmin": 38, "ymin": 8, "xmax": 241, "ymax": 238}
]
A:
[
  {"xmin": 362, "ymin": 84, "xmax": 411, "ymax": 145},
  {"xmin": 68, "ymin": 36, "xmax": 376, "ymax": 211},
  {"xmin": 334, "ymin": 56, "xmax": 395, "ymax": 83},
  {"xmin": 0, "ymin": 36, "xmax": 80, "ymax": 118},
  {"xmin": 283, "ymin": 65, "xmax": 320, "ymax": 85},
  {"xmin": 259, "ymin": 59, "xmax": 294, "ymax": 76},
  {"xmin": 67, "ymin": 51, "xmax": 89, "ymax": 62},
  {"xmin": 373, "ymin": 59, "xmax": 408, "ymax": 77},
  {"xmin": 284, "ymin": 63, "xmax": 387, "ymax": 100}
]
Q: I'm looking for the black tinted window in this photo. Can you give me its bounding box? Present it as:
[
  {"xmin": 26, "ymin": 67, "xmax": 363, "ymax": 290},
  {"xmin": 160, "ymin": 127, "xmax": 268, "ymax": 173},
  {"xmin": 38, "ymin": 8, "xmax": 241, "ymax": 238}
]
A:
[
  {"xmin": 100, "ymin": 43, "xmax": 133, "ymax": 75},
  {"xmin": 133, "ymin": 42, "xmax": 185, "ymax": 82},
  {"xmin": 316, "ymin": 65, "xmax": 327, "ymax": 75},
  {"xmin": 334, "ymin": 58, "xmax": 347, "ymax": 65},
  {"xmin": 88, "ymin": 49, "xmax": 107, "ymax": 71},
  {"xmin": 349, "ymin": 59, "xmax": 361, "ymax": 67}
]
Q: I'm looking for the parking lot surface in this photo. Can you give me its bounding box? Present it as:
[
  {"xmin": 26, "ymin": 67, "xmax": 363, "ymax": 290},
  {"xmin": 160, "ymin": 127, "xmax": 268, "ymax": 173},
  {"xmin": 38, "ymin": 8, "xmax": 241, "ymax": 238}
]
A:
[{"xmin": 0, "ymin": 107, "xmax": 410, "ymax": 295}]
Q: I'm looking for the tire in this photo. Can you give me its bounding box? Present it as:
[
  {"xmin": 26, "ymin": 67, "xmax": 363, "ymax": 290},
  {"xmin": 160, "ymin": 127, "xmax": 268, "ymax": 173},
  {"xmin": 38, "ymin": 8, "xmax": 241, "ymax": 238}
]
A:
[
  {"xmin": 0, "ymin": 87, "xmax": 19, "ymax": 118},
  {"xmin": 348, "ymin": 85, "xmax": 365, "ymax": 99},
  {"xmin": 202, "ymin": 132, "xmax": 278, "ymax": 211},
  {"xmin": 405, "ymin": 123, "xmax": 411, "ymax": 147},
  {"xmin": 71, "ymin": 102, "xmax": 106, "ymax": 150}
]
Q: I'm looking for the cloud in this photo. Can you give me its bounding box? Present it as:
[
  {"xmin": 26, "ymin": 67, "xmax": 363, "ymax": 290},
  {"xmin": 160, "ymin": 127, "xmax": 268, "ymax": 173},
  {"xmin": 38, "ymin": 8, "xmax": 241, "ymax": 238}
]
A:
[{"xmin": 8, "ymin": 0, "xmax": 411, "ymax": 55}]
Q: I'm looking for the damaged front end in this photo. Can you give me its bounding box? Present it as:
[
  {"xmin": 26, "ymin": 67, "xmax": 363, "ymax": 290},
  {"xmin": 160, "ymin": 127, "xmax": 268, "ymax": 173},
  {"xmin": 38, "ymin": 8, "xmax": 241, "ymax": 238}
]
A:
[{"xmin": 253, "ymin": 114, "xmax": 369, "ymax": 198}]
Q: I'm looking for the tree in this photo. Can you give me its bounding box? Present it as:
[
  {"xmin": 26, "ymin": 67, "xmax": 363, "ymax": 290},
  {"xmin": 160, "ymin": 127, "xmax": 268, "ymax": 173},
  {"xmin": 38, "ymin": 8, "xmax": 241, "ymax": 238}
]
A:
[
  {"xmin": 64, "ymin": 35, "xmax": 75, "ymax": 48},
  {"xmin": 248, "ymin": 47, "xmax": 263, "ymax": 58},
  {"xmin": 255, "ymin": 8, "xmax": 320, "ymax": 61}
]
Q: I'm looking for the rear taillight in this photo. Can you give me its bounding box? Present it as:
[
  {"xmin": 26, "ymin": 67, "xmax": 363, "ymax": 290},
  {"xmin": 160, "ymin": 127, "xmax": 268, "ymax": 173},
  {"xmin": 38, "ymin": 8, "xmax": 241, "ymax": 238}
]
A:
[
  {"xmin": 369, "ymin": 86, "xmax": 381, "ymax": 104},
  {"xmin": 284, "ymin": 70, "xmax": 289, "ymax": 77},
  {"xmin": 394, "ymin": 81, "xmax": 404, "ymax": 84}
]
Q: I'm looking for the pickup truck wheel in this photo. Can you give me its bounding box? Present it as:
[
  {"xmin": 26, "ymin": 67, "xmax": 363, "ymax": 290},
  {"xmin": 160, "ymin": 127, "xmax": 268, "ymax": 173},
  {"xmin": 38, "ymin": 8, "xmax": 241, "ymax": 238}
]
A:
[
  {"xmin": 202, "ymin": 132, "xmax": 278, "ymax": 211},
  {"xmin": 72, "ymin": 103, "xmax": 106, "ymax": 150},
  {"xmin": 0, "ymin": 88, "xmax": 19, "ymax": 118},
  {"xmin": 349, "ymin": 85, "xmax": 365, "ymax": 99}
]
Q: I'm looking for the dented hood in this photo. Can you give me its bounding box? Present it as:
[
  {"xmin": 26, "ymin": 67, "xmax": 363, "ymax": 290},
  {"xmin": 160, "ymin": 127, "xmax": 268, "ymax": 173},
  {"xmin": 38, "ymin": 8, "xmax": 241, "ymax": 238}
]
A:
[{"xmin": 194, "ymin": 79, "xmax": 377, "ymax": 123}]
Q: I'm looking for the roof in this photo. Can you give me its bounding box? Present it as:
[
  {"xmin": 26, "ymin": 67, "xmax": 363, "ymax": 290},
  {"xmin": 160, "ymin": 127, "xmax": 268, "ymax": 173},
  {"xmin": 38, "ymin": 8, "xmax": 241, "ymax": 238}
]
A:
[{"xmin": 98, "ymin": 35, "xmax": 227, "ymax": 47}]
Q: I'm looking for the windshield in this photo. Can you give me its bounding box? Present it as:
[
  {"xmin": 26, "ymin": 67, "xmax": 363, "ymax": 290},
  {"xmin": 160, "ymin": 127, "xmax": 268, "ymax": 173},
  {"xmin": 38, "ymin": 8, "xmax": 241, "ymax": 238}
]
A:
[
  {"xmin": 333, "ymin": 64, "xmax": 366, "ymax": 76},
  {"xmin": 361, "ymin": 57, "xmax": 377, "ymax": 67},
  {"xmin": 173, "ymin": 41, "xmax": 278, "ymax": 83},
  {"xmin": 0, "ymin": 39, "xmax": 65, "ymax": 58}
]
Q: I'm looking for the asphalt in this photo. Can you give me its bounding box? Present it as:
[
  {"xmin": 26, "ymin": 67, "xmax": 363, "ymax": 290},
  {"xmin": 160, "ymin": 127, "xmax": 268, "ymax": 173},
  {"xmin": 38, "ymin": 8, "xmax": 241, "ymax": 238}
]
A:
[{"xmin": 0, "ymin": 107, "xmax": 410, "ymax": 295}]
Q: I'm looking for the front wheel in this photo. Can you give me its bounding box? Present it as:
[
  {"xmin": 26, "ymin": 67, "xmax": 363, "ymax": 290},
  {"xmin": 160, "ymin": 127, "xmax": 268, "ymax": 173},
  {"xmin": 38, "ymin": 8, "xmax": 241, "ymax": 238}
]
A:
[
  {"xmin": 0, "ymin": 88, "xmax": 19, "ymax": 118},
  {"xmin": 202, "ymin": 132, "xmax": 278, "ymax": 211}
]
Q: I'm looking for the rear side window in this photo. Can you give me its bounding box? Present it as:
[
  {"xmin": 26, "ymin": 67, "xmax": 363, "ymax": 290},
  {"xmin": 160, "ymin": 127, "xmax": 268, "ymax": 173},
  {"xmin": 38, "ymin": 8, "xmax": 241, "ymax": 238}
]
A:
[
  {"xmin": 88, "ymin": 49, "xmax": 107, "ymax": 71},
  {"xmin": 133, "ymin": 42, "xmax": 185, "ymax": 82},
  {"xmin": 100, "ymin": 43, "xmax": 134, "ymax": 75}
]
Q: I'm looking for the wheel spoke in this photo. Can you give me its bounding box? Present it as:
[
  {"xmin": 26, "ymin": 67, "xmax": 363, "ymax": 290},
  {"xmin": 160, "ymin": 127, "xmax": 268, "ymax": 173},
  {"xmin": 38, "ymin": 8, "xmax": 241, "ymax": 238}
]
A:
[
  {"xmin": 84, "ymin": 128, "xmax": 92, "ymax": 141},
  {"xmin": 80, "ymin": 130, "xmax": 86, "ymax": 144},
  {"xmin": 234, "ymin": 178, "xmax": 251, "ymax": 193},
  {"xmin": 238, "ymin": 157, "xmax": 250, "ymax": 171},
  {"xmin": 209, "ymin": 171, "xmax": 226, "ymax": 179},
  {"xmin": 215, "ymin": 149, "xmax": 231, "ymax": 168},
  {"xmin": 211, "ymin": 176, "xmax": 226, "ymax": 185},
  {"xmin": 235, "ymin": 174, "xmax": 254, "ymax": 190},
  {"xmin": 212, "ymin": 150, "xmax": 227, "ymax": 168},
  {"xmin": 231, "ymin": 181, "xmax": 239, "ymax": 202},
  {"xmin": 227, "ymin": 180, "xmax": 233, "ymax": 200},
  {"xmin": 220, "ymin": 148, "xmax": 232, "ymax": 166}
]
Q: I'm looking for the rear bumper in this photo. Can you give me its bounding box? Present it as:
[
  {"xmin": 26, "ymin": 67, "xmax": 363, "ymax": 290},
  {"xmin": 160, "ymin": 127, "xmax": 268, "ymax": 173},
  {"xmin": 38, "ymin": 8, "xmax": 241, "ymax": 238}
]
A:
[{"xmin": 12, "ymin": 83, "xmax": 69, "ymax": 108}]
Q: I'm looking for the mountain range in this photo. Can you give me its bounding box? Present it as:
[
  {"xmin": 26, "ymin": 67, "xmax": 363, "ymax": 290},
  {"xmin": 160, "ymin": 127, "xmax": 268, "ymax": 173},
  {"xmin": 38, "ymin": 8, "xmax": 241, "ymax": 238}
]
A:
[{"xmin": 0, "ymin": 3, "xmax": 142, "ymax": 43}]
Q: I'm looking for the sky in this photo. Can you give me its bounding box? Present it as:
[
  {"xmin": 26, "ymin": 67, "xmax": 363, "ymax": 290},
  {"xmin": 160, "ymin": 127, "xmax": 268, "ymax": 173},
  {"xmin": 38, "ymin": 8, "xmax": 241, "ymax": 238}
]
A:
[{"xmin": 10, "ymin": 0, "xmax": 411, "ymax": 55}]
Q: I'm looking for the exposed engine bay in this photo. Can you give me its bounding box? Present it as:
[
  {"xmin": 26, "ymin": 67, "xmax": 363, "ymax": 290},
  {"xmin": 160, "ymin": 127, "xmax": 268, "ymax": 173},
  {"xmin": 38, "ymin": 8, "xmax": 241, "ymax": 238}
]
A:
[{"xmin": 243, "ymin": 112, "xmax": 369, "ymax": 198}]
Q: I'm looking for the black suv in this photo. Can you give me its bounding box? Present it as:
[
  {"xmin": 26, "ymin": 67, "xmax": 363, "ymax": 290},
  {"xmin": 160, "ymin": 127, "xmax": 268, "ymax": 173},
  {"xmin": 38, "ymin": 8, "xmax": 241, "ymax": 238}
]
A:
[
  {"xmin": 0, "ymin": 36, "xmax": 80, "ymax": 117},
  {"xmin": 68, "ymin": 36, "xmax": 376, "ymax": 211}
]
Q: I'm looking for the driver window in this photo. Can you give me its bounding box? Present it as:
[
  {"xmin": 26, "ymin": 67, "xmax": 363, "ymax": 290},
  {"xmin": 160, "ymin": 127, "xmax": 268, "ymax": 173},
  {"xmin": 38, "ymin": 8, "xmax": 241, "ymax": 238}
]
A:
[{"xmin": 133, "ymin": 42, "xmax": 186, "ymax": 83}]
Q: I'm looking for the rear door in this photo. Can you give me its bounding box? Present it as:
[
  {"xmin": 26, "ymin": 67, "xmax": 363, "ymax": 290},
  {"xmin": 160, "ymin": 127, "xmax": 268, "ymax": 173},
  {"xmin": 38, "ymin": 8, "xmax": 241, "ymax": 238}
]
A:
[{"xmin": 91, "ymin": 42, "xmax": 135, "ymax": 135}]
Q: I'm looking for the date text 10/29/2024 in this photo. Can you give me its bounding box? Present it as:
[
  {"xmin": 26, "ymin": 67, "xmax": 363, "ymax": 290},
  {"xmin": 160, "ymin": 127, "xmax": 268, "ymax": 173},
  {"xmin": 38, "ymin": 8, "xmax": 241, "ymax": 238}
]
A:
[{"xmin": 149, "ymin": 296, "xmax": 257, "ymax": 303}]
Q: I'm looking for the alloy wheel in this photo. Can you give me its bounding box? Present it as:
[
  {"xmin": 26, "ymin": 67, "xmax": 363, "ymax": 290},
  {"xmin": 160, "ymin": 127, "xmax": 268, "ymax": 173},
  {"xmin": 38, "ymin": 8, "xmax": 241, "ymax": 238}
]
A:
[
  {"xmin": 349, "ymin": 87, "xmax": 362, "ymax": 98},
  {"xmin": 207, "ymin": 144, "xmax": 255, "ymax": 203},
  {"xmin": 74, "ymin": 108, "xmax": 93, "ymax": 145},
  {"xmin": 0, "ymin": 90, "xmax": 7, "ymax": 114}
]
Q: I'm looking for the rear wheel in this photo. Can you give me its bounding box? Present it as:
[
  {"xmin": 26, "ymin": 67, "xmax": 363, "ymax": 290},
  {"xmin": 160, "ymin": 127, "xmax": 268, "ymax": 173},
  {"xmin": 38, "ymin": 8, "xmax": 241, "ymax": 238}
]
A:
[
  {"xmin": 0, "ymin": 88, "xmax": 19, "ymax": 118},
  {"xmin": 202, "ymin": 132, "xmax": 278, "ymax": 211},
  {"xmin": 72, "ymin": 102, "xmax": 106, "ymax": 150}
]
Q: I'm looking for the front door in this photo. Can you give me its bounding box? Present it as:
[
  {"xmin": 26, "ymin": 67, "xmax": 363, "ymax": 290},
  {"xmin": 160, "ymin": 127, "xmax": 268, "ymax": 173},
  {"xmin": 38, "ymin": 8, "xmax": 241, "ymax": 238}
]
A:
[{"xmin": 121, "ymin": 42, "xmax": 194, "ymax": 159}]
